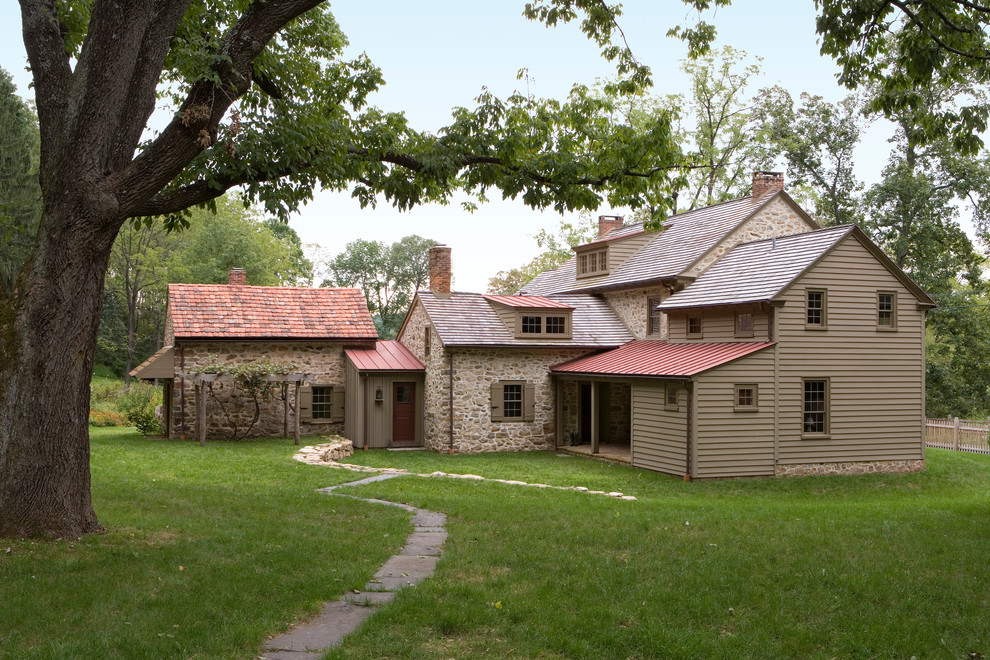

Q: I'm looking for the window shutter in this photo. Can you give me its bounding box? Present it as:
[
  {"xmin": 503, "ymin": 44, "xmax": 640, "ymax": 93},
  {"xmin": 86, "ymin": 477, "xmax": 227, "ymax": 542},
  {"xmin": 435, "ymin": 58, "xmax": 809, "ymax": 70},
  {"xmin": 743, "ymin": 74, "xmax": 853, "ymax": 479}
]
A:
[
  {"xmin": 523, "ymin": 383, "xmax": 536, "ymax": 422},
  {"xmin": 298, "ymin": 386, "xmax": 313, "ymax": 422},
  {"xmin": 331, "ymin": 387, "xmax": 345, "ymax": 422},
  {"xmin": 490, "ymin": 382, "xmax": 503, "ymax": 422}
]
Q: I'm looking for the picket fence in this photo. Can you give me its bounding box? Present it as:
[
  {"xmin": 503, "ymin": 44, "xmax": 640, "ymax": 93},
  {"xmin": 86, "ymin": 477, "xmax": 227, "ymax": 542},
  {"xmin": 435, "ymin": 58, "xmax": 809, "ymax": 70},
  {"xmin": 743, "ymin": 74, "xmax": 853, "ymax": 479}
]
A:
[{"xmin": 925, "ymin": 417, "xmax": 990, "ymax": 455}]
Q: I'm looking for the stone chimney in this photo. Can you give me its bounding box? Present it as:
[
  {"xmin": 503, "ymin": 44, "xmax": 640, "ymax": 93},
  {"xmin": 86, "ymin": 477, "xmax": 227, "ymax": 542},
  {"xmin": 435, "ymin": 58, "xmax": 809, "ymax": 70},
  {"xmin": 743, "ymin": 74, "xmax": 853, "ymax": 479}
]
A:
[
  {"xmin": 228, "ymin": 268, "xmax": 247, "ymax": 286},
  {"xmin": 752, "ymin": 171, "xmax": 784, "ymax": 199},
  {"xmin": 429, "ymin": 245, "xmax": 452, "ymax": 297},
  {"xmin": 598, "ymin": 215, "xmax": 624, "ymax": 237}
]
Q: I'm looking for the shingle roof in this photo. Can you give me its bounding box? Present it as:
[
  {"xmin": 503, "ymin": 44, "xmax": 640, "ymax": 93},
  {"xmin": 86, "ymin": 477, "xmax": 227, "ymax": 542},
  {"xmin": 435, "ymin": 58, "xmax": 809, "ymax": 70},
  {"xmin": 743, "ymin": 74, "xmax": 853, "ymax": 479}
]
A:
[
  {"xmin": 521, "ymin": 194, "xmax": 795, "ymax": 295},
  {"xmin": 345, "ymin": 340, "xmax": 425, "ymax": 371},
  {"xmin": 658, "ymin": 226, "xmax": 854, "ymax": 310},
  {"xmin": 482, "ymin": 295, "xmax": 574, "ymax": 309},
  {"xmin": 168, "ymin": 284, "xmax": 378, "ymax": 340},
  {"xmin": 551, "ymin": 340, "xmax": 775, "ymax": 377},
  {"xmin": 417, "ymin": 291, "xmax": 632, "ymax": 348}
]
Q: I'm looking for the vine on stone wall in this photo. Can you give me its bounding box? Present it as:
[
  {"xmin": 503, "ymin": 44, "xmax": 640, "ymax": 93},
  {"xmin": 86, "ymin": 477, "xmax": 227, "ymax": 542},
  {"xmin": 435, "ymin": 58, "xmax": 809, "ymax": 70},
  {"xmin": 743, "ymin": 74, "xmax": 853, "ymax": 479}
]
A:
[{"xmin": 191, "ymin": 359, "xmax": 300, "ymax": 440}]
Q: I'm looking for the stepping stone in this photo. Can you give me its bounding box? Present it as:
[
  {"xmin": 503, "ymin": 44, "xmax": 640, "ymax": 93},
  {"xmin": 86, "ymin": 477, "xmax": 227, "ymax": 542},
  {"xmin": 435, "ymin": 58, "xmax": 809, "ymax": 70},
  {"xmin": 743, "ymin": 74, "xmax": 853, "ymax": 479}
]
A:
[
  {"xmin": 264, "ymin": 601, "xmax": 374, "ymax": 653},
  {"xmin": 343, "ymin": 591, "xmax": 396, "ymax": 606},
  {"xmin": 363, "ymin": 575, "xmax": 424, "ymax": 591},
  {"xmin": 263, "ymin": 650, "xmax": 317, "ymax": 659},
  {"xmin": 375, "ymin": 555, "xmax": 438, "ymax": 580},
  {"xmin": 411, "ymin": 510, "xmax": 446, "ymax": 528}
]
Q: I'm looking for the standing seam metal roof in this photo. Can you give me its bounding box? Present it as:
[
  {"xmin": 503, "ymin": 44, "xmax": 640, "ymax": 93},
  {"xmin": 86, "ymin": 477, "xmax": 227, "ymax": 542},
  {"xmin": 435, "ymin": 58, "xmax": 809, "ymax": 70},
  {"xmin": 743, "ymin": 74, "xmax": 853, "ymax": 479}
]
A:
[
  {"xmin": 551, "ymin": 340, "xmax": 776, "ymax": 377},
  {"xmin": 417, "ymin": 291, "xmax": 632, "ymax": 348},
  {"xmin": 345, "ymin": 340, "xmax": 425, "ymax": 371}
]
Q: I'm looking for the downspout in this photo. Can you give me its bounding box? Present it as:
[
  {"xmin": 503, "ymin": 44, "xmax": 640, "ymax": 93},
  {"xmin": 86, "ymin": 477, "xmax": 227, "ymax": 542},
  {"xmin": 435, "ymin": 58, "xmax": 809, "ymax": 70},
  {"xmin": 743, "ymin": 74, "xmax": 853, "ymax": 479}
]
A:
[
  {"xmin": 684, "ymin": 380, "xmax": 694, "ymax": 481},
  {"xmin": 362, "ymin": 372, "xmax": 369, "ymax": 450},
  {"xmin": 448, "ymin": 348, "xmax": 455, "ymax": 455},
  {"xmin": 179, "ymin": 345, "xmax": 186, "ymax": 440}
]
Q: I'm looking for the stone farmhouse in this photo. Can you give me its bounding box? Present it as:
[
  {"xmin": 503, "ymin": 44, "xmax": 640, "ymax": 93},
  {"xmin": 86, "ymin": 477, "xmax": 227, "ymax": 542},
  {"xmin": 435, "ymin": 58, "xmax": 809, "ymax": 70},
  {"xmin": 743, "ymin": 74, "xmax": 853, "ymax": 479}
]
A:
[{"xmin": 133, "ymin": 172, "xmax": 935, "ymax": 478}]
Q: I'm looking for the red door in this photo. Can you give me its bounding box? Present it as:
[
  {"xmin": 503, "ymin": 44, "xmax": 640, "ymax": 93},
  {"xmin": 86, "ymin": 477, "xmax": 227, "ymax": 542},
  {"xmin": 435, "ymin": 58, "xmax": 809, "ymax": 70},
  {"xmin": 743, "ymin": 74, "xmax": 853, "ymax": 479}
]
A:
[{"xmin": 392, "ymin": 382, "xmax": 416, "ymax": 445}]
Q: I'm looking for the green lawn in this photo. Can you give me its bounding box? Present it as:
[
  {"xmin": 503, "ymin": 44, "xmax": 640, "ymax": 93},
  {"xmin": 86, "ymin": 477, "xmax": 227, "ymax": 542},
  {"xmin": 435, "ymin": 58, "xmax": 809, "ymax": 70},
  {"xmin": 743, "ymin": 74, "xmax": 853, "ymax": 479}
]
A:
[{"xmin": 2, "ymin": 433, "xmax": 989, "ymax": 659}]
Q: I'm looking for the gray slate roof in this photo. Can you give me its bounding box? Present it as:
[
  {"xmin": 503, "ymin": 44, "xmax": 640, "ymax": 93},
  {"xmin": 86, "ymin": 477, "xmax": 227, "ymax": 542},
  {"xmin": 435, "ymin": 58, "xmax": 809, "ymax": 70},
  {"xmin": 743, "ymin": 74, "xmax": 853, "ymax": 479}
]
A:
[
  {"xmin": 658, "ymin": 225, "xmax": 854, "ymax": 310},
  {"xmin": 418, "ymin": 291, "xmax": 633, "ymax": 348},
  {"xmin": 521, "ymin": 194, "xmax": 785, "ymax": 295}
]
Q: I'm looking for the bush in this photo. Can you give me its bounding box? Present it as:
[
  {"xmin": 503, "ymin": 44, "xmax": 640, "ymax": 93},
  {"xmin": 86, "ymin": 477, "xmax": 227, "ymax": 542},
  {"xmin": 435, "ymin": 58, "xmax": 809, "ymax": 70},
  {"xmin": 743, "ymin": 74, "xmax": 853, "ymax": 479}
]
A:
[
  {"xmin": 117, "ymin": 382, "xmax": 163, "ymax": 436},
  {"xmin": 89, "ymin": 409, "xmax": 128, "ymax": 427},
  {"xmin": 91, "ymin": 381, "xmax": 126, "ymax": 407}
]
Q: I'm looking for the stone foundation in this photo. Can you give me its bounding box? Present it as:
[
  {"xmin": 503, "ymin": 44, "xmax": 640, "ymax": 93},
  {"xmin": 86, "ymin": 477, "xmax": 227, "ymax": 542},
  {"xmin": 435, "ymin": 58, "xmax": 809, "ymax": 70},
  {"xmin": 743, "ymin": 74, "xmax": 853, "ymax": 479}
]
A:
[{"xmin": 775, "ymin": 459, "xmax": 925, "ymax": 477}]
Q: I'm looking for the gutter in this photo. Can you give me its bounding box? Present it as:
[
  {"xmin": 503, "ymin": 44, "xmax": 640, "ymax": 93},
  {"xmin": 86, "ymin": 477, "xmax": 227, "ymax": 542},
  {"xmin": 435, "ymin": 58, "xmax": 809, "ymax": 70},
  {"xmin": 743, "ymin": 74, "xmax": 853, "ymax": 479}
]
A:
[{"xmin": 685, "ymin": 379, "xmax": 694, "ymax": 481}]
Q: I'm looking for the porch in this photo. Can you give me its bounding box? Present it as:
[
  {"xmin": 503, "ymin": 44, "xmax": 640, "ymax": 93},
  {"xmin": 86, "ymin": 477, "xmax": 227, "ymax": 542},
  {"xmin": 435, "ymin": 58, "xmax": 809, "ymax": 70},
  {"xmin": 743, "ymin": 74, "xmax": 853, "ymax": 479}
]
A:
[{"xmin": 558, "ymin": 442, "xmax": 631, "ymax": 464}]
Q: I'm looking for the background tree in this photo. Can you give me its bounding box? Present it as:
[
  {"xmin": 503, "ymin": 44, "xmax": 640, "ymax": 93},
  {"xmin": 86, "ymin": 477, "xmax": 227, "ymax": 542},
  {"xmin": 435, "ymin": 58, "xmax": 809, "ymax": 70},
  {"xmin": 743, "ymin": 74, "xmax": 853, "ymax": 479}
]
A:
[
  {"xmin": 753, "ymin": 89, "xmax": 866, "ymax": 227},
  {"xmin": 323, "ymin": 235, "xmax": 436, "ymax": 338},
  {"xmin": 0, "ymin": 67, "xmax": 41, "ymax": 292},
  {"xmin": 487, "ymin": 214, "xmax": 597, "ymax": 293}
]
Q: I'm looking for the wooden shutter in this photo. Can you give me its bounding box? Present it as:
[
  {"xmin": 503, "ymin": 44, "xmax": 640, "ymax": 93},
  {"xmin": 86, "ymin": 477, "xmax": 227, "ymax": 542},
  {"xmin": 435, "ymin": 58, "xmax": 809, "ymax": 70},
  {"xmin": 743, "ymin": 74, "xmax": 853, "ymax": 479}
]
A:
[
  {"xmin": 298, "ymin": 386, "xmax": 313, "ymax": 422},
  {"xmin": 523, "ymin": 383, "xmax": 536, "ymax": 422},
  {"xmin": 490, "ymin": 382, "xmax": 503, "ymax": 422},
  {"xmin": 331, "ymin": 387, "xmax": 345, "ymax": 422}
]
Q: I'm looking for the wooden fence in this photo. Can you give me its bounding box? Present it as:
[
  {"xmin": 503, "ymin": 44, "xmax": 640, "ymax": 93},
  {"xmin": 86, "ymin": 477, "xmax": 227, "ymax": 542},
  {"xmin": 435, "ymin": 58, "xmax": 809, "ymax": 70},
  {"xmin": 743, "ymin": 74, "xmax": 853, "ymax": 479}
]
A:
[{"xmin": 926, "ymin": 417, "xmax": 990, "ymax": 455}]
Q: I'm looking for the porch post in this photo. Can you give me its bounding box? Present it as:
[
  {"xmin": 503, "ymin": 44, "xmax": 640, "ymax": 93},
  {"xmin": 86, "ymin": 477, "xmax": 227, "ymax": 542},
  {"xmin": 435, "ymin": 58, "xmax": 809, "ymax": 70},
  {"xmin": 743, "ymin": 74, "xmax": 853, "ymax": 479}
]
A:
[
  {"xmin": 590, "ymin": 381, "xmax": 599, "ymax": 455},
  {"xmin": 293, "ymin": 380, "xmax": 301, "ymax": 445},
  {"xmin": 283, "ymin": 382, "xmax": 290, "ymax": 439}
]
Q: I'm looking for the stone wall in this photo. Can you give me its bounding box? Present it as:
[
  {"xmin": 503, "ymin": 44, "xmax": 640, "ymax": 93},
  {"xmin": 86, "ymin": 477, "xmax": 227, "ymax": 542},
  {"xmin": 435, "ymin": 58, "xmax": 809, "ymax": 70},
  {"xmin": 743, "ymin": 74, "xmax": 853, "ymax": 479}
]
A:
[
  {"xmin": 685, "ymin": 196, "xmax": 816, "ymax": 278},
  {"xmin": 397, "ymin": 301, "xmax": 450, "ymax": 451},
  {"xmin": 606, "ymin": 382, "xmax": 631, "ymax": 443},
  {"xmin": 775, "ymin": 459, "xmax": 925, "ymax": 477},
  {"xmin": 444, "ymin": 347, "xmax": 589, "ymax": 453},
  {"xmin": 603, "ymin": 285, "xmax": 669, "ymax": 340},
  {"xmin": 171, "ymin": 341, "xmax": 349, "ymax": 440}
]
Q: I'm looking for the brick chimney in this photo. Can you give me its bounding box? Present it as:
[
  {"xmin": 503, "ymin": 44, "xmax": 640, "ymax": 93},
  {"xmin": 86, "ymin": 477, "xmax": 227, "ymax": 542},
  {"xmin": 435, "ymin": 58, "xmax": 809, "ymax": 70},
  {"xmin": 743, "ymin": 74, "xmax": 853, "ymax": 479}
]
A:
[
  {"xmin": 752, "ymin": 171, "xmax": 784, "ymax": 199},
  {"xmin": 429, "ymin": 245, "xmax": 452, "ymax": 297},
  {"xmin": 598, "ymin": 215, "xmax": 624, "ymax": 237},
  {"xmin": 228, "ymin": 268, "xmax": 247, "ymax": 286}
]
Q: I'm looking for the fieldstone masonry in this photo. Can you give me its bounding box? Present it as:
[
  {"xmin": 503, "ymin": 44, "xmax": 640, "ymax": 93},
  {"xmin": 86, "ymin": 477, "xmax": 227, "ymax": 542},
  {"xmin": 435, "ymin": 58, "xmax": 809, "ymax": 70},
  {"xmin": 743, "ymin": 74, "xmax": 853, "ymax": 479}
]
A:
[
  {"xmin": 776, "ymin": 459, "xmax": 925, "ymax": 477},
  {"xmin": 603, "ymin": 285, "xmax": 670, "ymax": 339},
  {"xmin": 171, "ymin": 341, "xmax": 349, "ymax": 440}
]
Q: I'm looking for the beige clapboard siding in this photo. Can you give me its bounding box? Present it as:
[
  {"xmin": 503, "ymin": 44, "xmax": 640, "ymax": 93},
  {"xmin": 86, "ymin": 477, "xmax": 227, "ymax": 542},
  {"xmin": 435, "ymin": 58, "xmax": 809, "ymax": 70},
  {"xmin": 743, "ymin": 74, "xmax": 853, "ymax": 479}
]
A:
[
  {"xmin": 776, "ymin": 237, "xmax": 925, "ymax": 464},
  {"xmin": 631, "ymin": 382, "xmax": 687, "ymax": 475},
  {"xmin": 667, "ymin": 307, "xmax": 769, "ymax": 343},
  {"xmin": 694, "ymin": 348, "xmax": 775, "ymax": 477}
]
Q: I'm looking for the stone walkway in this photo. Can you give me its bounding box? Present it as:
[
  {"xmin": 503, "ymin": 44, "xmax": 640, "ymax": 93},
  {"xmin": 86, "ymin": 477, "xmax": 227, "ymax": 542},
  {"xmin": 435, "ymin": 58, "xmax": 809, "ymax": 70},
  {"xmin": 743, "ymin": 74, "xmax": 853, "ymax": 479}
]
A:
[{"xmin": 260, "ymin": 473, "xmax": 447, "ymax": 659}]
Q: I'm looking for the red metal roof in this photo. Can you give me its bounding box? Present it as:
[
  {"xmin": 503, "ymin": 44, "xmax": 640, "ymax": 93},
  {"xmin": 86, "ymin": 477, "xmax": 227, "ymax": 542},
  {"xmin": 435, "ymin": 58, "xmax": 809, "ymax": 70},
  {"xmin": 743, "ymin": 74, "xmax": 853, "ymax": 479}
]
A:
[
  {"xmin": 551, "ymin": 340, "xmax": 775, "ymax": 377},
  {"xmin": 168, "ymin": 284, "xmax": 378, "ymax": 340},
  {"xmin": 345, "ymin": 340, "xmax": 425, "ymax": 371},
  {"xmin": 482, "ymin": 294, "xmax": 574, "ymax": 309}
]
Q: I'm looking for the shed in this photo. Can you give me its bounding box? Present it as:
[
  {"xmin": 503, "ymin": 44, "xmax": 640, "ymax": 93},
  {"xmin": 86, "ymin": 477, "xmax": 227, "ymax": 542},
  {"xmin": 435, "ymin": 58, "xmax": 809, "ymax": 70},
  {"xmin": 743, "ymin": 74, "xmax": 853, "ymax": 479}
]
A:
[{"xmin": 344, "ymin": 340, "xmax": 426, "ymax": 448}]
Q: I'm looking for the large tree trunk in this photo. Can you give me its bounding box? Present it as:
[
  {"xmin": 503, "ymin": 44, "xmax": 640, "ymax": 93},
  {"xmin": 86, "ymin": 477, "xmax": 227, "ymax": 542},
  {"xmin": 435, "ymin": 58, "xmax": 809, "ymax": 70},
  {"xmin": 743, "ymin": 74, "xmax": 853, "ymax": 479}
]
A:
[{"xmin": 0, "ymin": 189, "xmax": 121, "ymax": 538}]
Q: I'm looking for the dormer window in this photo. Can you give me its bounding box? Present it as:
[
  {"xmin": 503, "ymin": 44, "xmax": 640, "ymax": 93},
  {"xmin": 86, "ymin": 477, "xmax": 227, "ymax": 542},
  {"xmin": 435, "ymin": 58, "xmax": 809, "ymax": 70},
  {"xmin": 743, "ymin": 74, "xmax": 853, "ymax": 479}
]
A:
[
  {"xmin": 576, "ymin": 247, "xmax": 608, "ymax": 278},
  {"xmin": 515, "ymin": 312, "xmax": 572, "ymax": 339}
]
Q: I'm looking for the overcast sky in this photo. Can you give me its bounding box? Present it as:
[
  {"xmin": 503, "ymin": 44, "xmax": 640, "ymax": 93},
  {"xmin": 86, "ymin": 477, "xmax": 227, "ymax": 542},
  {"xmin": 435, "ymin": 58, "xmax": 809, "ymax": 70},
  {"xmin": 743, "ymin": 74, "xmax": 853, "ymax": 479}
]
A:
[{"xmin": 0, "ymin": 2, "xmax": 900, "ymax": 291}]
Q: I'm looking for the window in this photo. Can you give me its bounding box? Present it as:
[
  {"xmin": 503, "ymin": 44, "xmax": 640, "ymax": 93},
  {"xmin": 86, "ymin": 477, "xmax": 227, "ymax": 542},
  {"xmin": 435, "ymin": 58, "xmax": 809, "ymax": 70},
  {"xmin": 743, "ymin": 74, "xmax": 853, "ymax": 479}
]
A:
[
  {"xmin": 735, "ymin": 312, "xmax": 754, "ymax": 337},
  {"xmin": 312, "ymin": 386, "xmax": 332, "ymax": 419},
  {"xmin": 300, "ymin": 384, "xmax": 344, "ymax": 423},
  {"xmin": 806, "ymin": 290, "xmax": 826, "ymax": 327},
  {"xmin": 665, "ymin": 385, "xmax": 679, "ymax": 410},
  {"xmin": 521, "ymin": 315, "xmax": 542, "ymax": 334},
  {"xmin": 877, "ymin": 292, "xmax": 896, "ymax": 329},
  {"xmin": 687, "ymin": 315, "xmax": 703, "ymax": 338},
  {"xmin": 503, "ymin": 384, "xmax": 523, "ymax": 418},
  {"xmin": 491, "ymin": 381, "xmax": 535, "ymax": 422},
  {"xmin": 424, "ymin": 326, "xmax": 431, "ymax": 356},
  {"xmin": 802, "ymin": 379, "xmax": 829, "ymax": 435},
  {"xmin": 513, "ymin": 311, "xmax": 572, "ymax": 339},
  {"xmin": 734, "ymin": 384, "xmax": 758, "ymax": 411},
  {"xmin": 648, "ymin": 297, "xmax": 663, "ymax": 335},
  {"xmin": 576, "ymin": 248, "xmax": 608, "ymax": 278}
]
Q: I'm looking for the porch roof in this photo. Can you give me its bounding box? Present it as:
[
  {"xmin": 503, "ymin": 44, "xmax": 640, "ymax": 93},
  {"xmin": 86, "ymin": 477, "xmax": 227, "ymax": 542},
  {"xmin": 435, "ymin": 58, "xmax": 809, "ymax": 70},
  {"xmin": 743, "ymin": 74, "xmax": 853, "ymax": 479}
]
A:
[
  {"xmin": 550, "ymin": 340, "xmax": 775, "ymax": 377},
  {"xmin": 345, "ymin": 340, "xmax": 425, "ymax": 372},
  {"xmin": 129, "ymin": 345, "xmax": 174, "ymax": 379}
]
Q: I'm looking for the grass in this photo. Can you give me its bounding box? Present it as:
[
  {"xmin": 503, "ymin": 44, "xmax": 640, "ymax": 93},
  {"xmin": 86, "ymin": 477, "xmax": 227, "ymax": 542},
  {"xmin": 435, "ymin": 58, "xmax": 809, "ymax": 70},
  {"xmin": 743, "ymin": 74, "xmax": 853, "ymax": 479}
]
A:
[
  {"xmin": 327, "ymin": 447, "xmax": 990, "ymax": 659},
  {"xmin": 3, "ymin": 435, "xmax": 989, "ymax": 659},
  {"xmin": 0, "ymin": 428, "xmax": 410, "ymax": 659}
]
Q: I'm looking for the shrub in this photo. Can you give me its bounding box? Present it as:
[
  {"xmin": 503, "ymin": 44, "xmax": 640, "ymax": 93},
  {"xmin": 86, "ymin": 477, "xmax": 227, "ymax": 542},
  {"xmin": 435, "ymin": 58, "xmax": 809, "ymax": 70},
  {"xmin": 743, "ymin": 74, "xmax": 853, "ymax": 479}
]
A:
[
  {"xmin": 117, "ymin": 383, "xmax": 163, "ymax": 436},
  {"xmin": 89, "ymin": 409, "xmax": 128, "ymax": 427},
  {"xmin": 91, "ymin": 381, "xmax": 126, "ymax": 408}
]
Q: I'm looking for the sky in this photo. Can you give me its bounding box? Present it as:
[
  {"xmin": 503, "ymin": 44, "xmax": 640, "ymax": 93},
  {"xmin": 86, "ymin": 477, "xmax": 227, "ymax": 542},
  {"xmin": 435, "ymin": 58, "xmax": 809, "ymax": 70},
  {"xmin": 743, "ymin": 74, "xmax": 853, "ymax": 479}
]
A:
[{"xmin": 0, "ymin": 2, "xmax": 900, "ymax": 291}]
